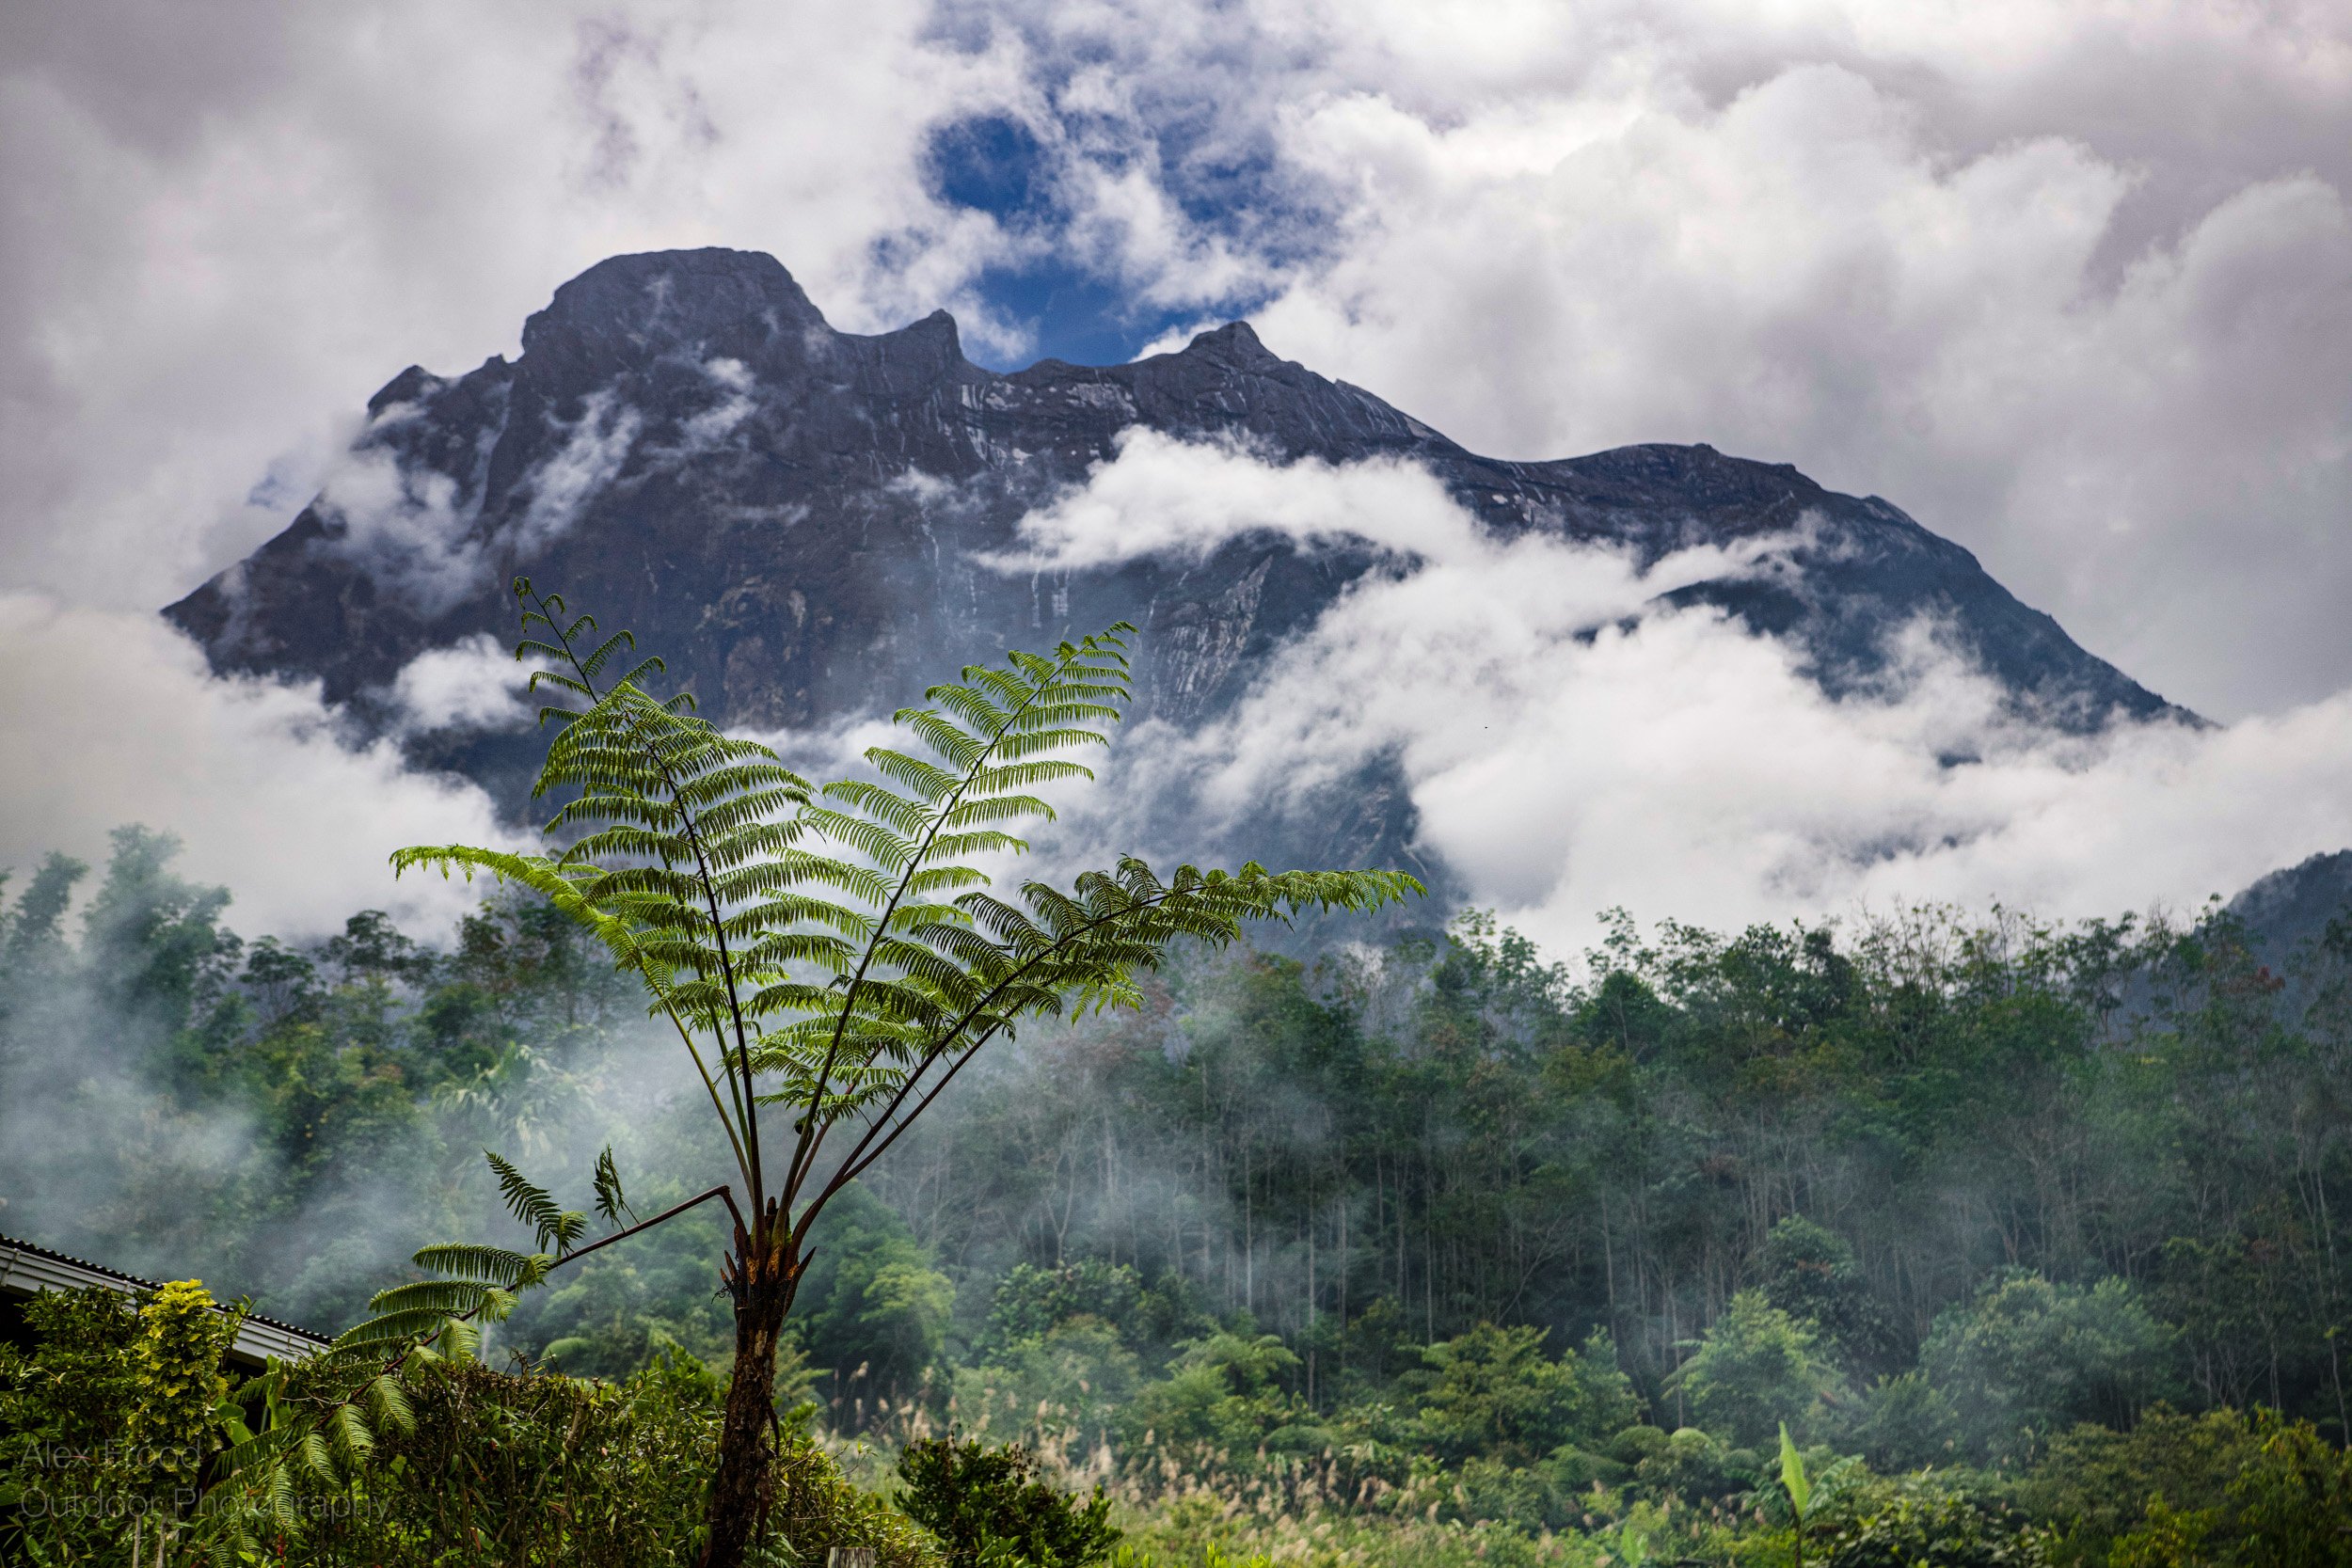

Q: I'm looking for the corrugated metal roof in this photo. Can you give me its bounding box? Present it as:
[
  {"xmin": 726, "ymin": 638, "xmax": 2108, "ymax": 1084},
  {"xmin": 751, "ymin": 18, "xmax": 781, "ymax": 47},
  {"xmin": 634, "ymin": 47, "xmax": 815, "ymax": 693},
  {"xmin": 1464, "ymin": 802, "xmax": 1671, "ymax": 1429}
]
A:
[{"xmin": 0, "ymin": 1231, "xmax": 330, "ymax": 1365}]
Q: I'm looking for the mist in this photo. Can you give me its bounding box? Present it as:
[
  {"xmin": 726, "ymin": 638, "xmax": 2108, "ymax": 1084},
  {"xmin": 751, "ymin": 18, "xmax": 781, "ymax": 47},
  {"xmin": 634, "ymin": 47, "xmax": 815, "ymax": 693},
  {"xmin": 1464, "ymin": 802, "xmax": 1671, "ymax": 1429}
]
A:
[{"xmin": 0, "ymin": 822, "xmax": 725, "ymax": 1338}]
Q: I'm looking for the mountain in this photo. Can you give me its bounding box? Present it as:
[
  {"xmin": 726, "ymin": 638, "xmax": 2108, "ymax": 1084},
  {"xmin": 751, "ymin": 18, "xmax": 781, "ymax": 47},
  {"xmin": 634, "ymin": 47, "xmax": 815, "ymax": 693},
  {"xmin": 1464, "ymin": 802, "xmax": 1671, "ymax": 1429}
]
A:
[
  {"xmin": 2228, "ymin": 850, "xmax": 2352, "ymax": 972},
  {"xmin": 166, "ymin": 246, "xmax": 2197, "ymax": 886}
]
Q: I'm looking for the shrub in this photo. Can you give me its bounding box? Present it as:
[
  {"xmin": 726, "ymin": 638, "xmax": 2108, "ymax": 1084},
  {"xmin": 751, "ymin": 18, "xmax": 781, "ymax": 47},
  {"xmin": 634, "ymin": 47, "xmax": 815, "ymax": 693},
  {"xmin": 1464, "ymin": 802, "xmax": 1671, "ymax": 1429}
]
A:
[
  {"xmin": 1843, "ymin": 1370, "xmax": 1962, "ymax": 1471},
  {"xmin": 2021, "ymin": 1406, "xmax": 2261, "ymax": 1552},
  {"xmin": 985, "ymin": 1261, "xmax": 1147, "ymax": 1353},
  {"xmin": 0, "ymin": 1285, "xmax": 937, "ymax": 1568},
  {"xmin": 125, "ymin": 1279, "xmax": 241, "ymax": 1483},
  {"xmin": 897, "ymin": 1433, "xmax": 1121, "ymax": 1567},
  {"xmin": 1607, "ymin": 1423, "xmax": 1672, "ymax": 1466},
  {"xmin": 1632, "ymin": 1426, "xmax": 1750, "ymax": 1506},
  {"xmin": 0, "ymin": 1286, "xmax": 153, "ymax": 1563},
  {"xmin": 1818, "ymin": 1488, "xmax": 2056, "ymax": 1567},
  {"xmin": 2104, "ymin": 1411, "xmax": 2352, "ymax": 1567},
  {"xmin": 1119, "ymin": 1332, "xmax": 1301, "ymax": 1463}
]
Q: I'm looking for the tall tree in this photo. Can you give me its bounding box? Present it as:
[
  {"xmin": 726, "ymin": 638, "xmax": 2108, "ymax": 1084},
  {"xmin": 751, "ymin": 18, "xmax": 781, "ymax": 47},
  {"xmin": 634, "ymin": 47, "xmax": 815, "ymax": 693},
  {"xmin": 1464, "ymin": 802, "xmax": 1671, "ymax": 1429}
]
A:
[{"xmin": 343, "ymin": 580, "xmax": 1416, "ymax": 1568}]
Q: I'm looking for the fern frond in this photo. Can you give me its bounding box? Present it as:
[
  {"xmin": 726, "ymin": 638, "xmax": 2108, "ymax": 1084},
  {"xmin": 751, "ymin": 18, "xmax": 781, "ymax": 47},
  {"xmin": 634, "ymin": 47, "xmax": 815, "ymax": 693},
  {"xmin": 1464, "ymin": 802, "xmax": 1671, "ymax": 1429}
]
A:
[
  {"xmin": 332, "ymin": 1308, "xmax": 457, "ymax": 1350},
  {"xmin": 368, "ymin": 1374, "xmax": 415, "ymax": 1436},
  {"xmin": 365, "ymin": 1280, "xmax": 495, "ymax": 1318},
  {"xmin": 216, "ymin": 1423, "xmax": 296, "ymax": 1478},
  {"xmin": 411, "ymin": 1243, "xmax": 545, "ymax": 1288},
  {"xmin": 593, "ymin": 1145, "xmax": 635, "ymax": 1225},
  {"xmin": 436, "ymin": 1315, "xmax": 483, "ymax": 1361},
  {"xmin": 578, "ymin": 628, "xmax": 635, "ymax": 679},
  {"xmin": 485, "ymin": 1149, "xmax": 585, "ymax": 1254},
  {"xmin": 332, "ymin": 1403, "xmax": 375, "ymax": 1464}
]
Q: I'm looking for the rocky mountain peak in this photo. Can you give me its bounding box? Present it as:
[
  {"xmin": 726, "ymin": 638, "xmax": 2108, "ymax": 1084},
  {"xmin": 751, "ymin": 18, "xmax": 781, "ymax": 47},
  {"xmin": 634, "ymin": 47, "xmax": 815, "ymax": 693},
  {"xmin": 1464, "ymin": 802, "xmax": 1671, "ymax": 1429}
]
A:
[
  {"xmin": 165, "ymin": 246, "xmax": 2199, "ymax": 892},
  {"xmin": 1179, "ymin": 319, "xmax": 1284, "ymax": 372},
  {"xmin": 522, "ymin": 246, "xmax": 827, "ymax": 360}
]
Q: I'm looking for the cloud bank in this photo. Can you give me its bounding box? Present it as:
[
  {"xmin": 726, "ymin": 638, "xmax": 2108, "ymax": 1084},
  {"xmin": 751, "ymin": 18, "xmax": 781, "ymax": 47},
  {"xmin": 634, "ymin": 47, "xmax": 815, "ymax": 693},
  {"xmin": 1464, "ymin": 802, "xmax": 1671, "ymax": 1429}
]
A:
[
  {"xmin": 1239, "ymin": 64, "xmax": 2352, "ymax": 720},
  {"xmin": 0, "ymin": 597, "xmax": 519, "ymax": 938},
  {"xmin": 931, "ymin": 0, "xmax": 2352, "ymax": 715},
  {"xmin": 1019, "ymin": 436, "xmax": 2352, "ymax": 954}
]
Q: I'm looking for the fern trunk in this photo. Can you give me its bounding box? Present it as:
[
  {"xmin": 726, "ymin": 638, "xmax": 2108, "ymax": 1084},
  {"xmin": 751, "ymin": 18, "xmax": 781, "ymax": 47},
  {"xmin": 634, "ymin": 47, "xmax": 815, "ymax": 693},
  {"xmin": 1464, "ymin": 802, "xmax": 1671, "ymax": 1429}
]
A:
[{"xmin": 702, "ymin": 1206, "xmax": 803, "ymax": 1568}]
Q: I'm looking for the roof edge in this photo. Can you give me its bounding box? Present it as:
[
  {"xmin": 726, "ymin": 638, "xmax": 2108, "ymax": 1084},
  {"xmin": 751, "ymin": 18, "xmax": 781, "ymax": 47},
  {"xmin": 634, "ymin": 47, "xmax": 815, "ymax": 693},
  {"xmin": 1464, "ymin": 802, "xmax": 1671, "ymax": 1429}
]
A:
[{"xmin": 0, "ymin": 1232, "xmax": 330, "ymax": 1363}]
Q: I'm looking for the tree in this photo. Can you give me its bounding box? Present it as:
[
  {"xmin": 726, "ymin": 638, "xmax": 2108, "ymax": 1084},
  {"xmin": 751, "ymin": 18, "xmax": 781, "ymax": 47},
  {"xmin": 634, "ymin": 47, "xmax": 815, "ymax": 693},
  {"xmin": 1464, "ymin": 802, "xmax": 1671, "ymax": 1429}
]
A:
[
  {"xmin": 1762, "ymin": 1215, "xmax": 1887, "ymax": 1368},
  {"xmin": 1668, "ymin": 1290, "xmax": 1842, "ymax": 1448},
  {"xmin": 1120, "ymin": 1329, "xmax": 1304, "ymax": 1457},
  {"xmin": 311, "ymin": 580, "xmax": 1417, "ymax": 1568},
  {"xmin": 1407, "ymin": 1323, "xmax": 1639, "ymax": 1465},
  {"xmin": 1920, "ymin": 1270, "xmax": 2178, "ymax": 1465},
  {"xmin": 790, "ymin": 1180, "xmax": 955, "ymax": 1413}
]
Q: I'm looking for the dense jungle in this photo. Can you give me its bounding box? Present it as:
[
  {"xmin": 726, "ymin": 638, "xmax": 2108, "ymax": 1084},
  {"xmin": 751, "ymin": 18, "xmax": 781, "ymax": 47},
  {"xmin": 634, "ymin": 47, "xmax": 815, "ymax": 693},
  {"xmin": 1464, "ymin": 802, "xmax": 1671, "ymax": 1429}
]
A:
[{"xmin": 8, "ymin": 824, "xmax": 2352, "ymax": 1563}]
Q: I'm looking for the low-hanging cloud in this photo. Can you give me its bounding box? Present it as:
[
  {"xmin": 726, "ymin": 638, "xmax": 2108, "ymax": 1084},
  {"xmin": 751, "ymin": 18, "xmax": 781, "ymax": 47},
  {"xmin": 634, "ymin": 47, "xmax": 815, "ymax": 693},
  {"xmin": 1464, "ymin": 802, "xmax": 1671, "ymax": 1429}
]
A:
[
  {"xmin": 0, "ymin": 595, "xmax": 522, "ymax": 939},
  {"xmin": 387, "ymin": 631, "xmax": 543, "ymax": 736},
  {"xmin": 1235, "ymin": 67, "xmax": 2352, "ymax": 721},
  {"xmin": 312, "ymin": 435, "xmax": 481, "ymax": 619},
  {"xmin": 1013, "ymin": 436, "xmax": 2352, "ymax": 954},
  {"xmin": 963, "ymin": 0, "xmax": 2352, "ymax": 720},
  {"xmin": 318, "ymin": 384, "xmax": 644, "ymax": 613},
  {"xmin": 516, "ymin": 388, "xmax": 643, "ymax": 555}
]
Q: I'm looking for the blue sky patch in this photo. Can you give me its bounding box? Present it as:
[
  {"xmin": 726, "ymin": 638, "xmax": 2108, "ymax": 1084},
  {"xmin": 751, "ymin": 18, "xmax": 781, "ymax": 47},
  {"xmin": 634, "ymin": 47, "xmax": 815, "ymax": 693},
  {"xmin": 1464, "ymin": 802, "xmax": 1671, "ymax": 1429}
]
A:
[{"xmin": 920, "ymin": 105, "xmax": 1313, "ymax": 370}]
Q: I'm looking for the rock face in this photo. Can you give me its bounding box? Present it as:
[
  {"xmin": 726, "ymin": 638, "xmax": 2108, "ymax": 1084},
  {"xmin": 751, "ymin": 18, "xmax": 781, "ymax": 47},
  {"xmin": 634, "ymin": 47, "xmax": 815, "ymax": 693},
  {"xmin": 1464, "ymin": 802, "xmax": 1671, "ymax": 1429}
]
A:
[{"xmin": 166, "ymin": 246, "xmax": 2195, "ymax": 883}]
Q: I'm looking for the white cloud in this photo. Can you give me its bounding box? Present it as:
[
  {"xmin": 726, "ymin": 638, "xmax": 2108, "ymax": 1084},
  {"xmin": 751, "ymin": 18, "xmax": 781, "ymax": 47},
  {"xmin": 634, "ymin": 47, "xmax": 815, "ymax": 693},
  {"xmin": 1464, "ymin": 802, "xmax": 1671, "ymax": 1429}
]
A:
[
  {"xmin": 313, "ymin": 379, "xmax": 642, "ymax": 614},
  {"xmin": 1025, "ymin": 436, "xmax": 2352, "ymax": 953},
  {"xmin": 983, "ymin": 427, "xmax": 1465, "ymax": 568},
  {"xmin": 312, "ymin": 434, "xmax": 481, "ymax": 617},
  {"xmin": 387, "ymin": 632, "xmax": 542, "ymax": 736},
  {"xmin": 1237, "ymin": 65, "xmax": 2352, "ymax": 719},
  {"xmin": 678, "ymin": 356, "xmax": 757, "ymax": 449},
  {"xmin": 0, "ymin": 595, "xmax": 522, "ymax": 939},
  {"xmin": 989, "ymin": 420, "xmax": 1800, "ymax": 593},
  {"xmin": 517, "ymin": 388, "xmax": 642, "ymax": 553}
]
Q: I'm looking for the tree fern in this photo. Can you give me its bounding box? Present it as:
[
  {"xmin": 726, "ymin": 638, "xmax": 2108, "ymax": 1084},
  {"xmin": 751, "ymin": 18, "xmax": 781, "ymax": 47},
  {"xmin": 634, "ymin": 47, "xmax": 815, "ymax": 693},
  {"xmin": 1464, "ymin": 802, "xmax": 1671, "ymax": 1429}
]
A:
[{"xmin": 256, "ymin": 578, "xmax": 1422, "ymax": 1568}]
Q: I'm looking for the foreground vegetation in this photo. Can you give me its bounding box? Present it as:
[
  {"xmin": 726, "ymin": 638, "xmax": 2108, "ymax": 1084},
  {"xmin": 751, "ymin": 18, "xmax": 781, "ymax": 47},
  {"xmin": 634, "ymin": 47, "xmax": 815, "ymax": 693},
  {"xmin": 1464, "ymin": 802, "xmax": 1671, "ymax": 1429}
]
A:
[
  {"xmin": 10, "ymin": 1276, "xmax": 2352, "ymax": 1565},
  {"xmin": 8, "ymin": 812, "xmax": 2352, "ymax": 1560}
]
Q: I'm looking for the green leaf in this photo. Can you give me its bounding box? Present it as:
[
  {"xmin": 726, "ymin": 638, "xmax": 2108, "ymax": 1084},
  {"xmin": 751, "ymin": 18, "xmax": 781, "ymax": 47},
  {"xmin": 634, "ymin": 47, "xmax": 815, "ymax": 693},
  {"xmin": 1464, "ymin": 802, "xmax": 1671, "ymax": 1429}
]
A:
[
  {"xmin": 1779, "ymin": 1421, "xmax": 1811, "ymax": 1518},
  {"xmin": 411, "ymin": 1243, "xmax": 546, "ymax": 1289},
  {"xmin": 485, "ymin": 1149, "xmax": 584, "ymax": 1255}
]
